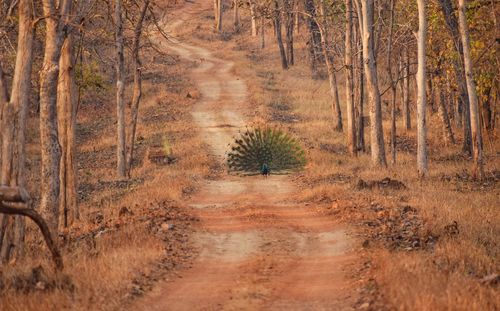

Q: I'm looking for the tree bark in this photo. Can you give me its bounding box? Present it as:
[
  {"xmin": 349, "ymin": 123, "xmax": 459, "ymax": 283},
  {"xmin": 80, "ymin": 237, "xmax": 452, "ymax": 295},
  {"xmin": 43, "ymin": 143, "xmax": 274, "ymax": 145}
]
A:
[
  {"xmin": 284, "ymin": 0, "xmax": 294, "ymax": 65},
  {"xmin": 0, "ymin": 0, "xmax": 34, "ymax": 262},
  {"xmin": 233, "ymin": 0, "xmax": 240, "ymax": 32},
  {"xmin": 403, "ymin": 47, "xmax": 411, "ymax": 130},
  {"xmin": 354, "ymin": 0, "xmax": 365, "ymax": 152},
  {"xmin": 214, "ymin": 0, "xmax": 223, "ymax": 32},
  {"xmin": 40, "ymin": 0, "xmax": 72, "ymax": 234},
  {"xmin": 115, "ymin": 0, "xmax": 126, "ymax": 179},
  {"xmin": 274, "ymin": 0, "xmax": 288, "ymax": 70},
  {"xmin": 260, "ymin": 16, "xmax": 265, "ymax": 49},
  {"xmin": 416, "ymin": 0, "xmax": 428, "ymax": 177},
  {"xmin": 305, "ymin": 0, "xmax": 321, "ymax": 78},
  {"xmin": 437, "ymin": 83, "xmax": 456, "ymax": 145},
  {"xmin": 387, "ymin": 0, "xmax": 397, "ymax": 164},
  {"xmin": 57, "ymin": 27, "xmax": 79, "ymax": 229},
  {"xmin": 345, "ymin": 0, "xmax": 356, "ymax": 155},
  {"xmin": 126, "ymin": 0, "xmax": 150, "ymax": 177},
  {"xmin": 437, "ymin": 0, "xmax": 472, "ymax": 154},
  {"xmin": 457, "ymin": 0, "xmax": 484, "ymax": 179},
  {"xmin": 318, "ymin": 0, "xmax": 342, "ymax": 132},
  {"xmin": 249, "ymin": 0, "xmax": 258, "ymax": 36},
  {"xmin": 360, "ymin": 0, "xmax": 386, "ymax": 166},
  {"xmin": 0, "ymin": 186, "xmax": 63, "ymax": 270}
]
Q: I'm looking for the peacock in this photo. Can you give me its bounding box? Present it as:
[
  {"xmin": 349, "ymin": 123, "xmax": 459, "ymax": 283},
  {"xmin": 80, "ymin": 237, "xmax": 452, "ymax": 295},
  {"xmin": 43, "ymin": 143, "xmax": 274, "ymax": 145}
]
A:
[{"xmin": 226, "ymin": 127, "xmax": 307, "ymax": 175}]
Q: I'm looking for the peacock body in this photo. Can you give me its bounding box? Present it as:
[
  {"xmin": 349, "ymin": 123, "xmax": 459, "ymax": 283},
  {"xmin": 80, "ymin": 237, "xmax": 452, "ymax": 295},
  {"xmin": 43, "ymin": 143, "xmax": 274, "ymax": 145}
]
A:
[{"xmin": 227, "ymin": 127, "xmax": 306, "ymax": 174}]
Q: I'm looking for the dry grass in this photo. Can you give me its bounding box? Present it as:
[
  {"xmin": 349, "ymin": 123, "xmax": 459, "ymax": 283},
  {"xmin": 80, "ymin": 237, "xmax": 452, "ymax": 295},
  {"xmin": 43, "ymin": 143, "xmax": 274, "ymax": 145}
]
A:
[
  {"xmin": 192, "ymin": 9, "xmax": 500, "ymax": 310},
  {"xmin": 0, "ymin": 11, "xmax": 208, "ymax": 310}
]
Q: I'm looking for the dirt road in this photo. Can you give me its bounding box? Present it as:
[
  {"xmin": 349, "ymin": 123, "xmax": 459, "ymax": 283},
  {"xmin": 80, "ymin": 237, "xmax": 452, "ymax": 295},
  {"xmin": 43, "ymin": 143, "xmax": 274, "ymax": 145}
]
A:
[{"xmin": 131, "ymin": 1, "xmax": 355, "ymax": 310}]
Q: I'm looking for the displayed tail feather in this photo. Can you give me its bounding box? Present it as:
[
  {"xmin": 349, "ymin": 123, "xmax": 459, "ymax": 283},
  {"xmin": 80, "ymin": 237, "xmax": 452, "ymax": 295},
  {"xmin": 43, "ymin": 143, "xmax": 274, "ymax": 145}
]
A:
[{"xmin": 227, "ymin": 127, "xmax": 307, "ymax": 174}]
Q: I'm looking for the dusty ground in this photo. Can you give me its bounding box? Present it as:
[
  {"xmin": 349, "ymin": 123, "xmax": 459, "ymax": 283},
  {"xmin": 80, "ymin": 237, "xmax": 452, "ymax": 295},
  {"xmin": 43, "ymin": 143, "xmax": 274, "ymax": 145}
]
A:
[{"xmin": 128, "ymin": 2, "xmax": 358, "ymax": 310}]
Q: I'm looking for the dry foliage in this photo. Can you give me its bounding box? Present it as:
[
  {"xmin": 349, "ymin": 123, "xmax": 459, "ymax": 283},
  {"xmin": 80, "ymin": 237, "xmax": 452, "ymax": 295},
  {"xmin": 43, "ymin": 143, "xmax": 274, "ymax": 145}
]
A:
[{"xmin": 186, "ymin": 13, "xmax": 500, "ymax": 310}]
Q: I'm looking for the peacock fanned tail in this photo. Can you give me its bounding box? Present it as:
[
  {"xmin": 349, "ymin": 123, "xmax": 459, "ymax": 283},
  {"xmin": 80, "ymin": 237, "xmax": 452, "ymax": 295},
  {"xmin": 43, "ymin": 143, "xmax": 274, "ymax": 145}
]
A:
[{"xmin": 227, "ymin": 126, "xmax": 307, "ymax": 174}]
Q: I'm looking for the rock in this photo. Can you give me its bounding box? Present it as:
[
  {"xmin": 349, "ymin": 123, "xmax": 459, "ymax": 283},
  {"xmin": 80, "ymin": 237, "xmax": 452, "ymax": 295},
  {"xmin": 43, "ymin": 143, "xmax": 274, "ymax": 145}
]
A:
[
  {"xmin": 161, "ymin": 223, "xmax": 174, "ymax": 231},
  {"xmin": 360, "ymin": 302, "xmax": 370, "ymax": 309},
  {"xmin": 35, "ymin": 281, "xmax": 46, "ymax": 291}
]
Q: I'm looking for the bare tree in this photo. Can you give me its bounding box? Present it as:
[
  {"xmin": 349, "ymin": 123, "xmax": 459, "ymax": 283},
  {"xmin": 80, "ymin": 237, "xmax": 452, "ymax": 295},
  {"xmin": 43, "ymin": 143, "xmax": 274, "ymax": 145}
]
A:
[
  {"xmin": 233, "ymin": 0, "xmax": 240, "ymax": 31},
  {"xmin": 402, "ymin": 47, "xmax": 411, "ymax": 131},
  {"xmin": 57, "ymin": 1, "xmax": 83, "ymax": 229},
  {"xmin": 0, "ymin": 186, "xmax": 63, "ymax": 270},
  {"xmin": 386, "ymin": 0, "xmax": 397, "ymax": 164},
  {"xmin": 274, "ymin": 0, "xmax": 288, "ymax": 69},
  {"xmin": 249, "ymin": 0, "xmax": 258, "ymax": 36},
  {"xmin": 214, "ymin": 0, "xmax": 223, "ymax": 32},
  {"xmin": 0, "ymin": 0, "xmax": 34, "ymax": 261},
  {"xmin": 354, "ymin": 0, "xmax": 365, "ymax": 152},
  {"xmin": 115, "ymin": 0, "xmax": 127, "ymax": 178},
  {"xmin": 416, "ymin": 0, "xmax": 427, "ymax": 177},
  {"xmin": 358, "ymin": 0, "xmax": 386, "ymax": 166},
  {"xmin": 437, "ymin": 0, "xmax": 472, "ymax": 154},
  {"xmin": 345, "ymin": 0, "xmax": 356, "ymax": 155},
  {"xmin": 317, "ymin": 0, "xmax": 342, "ymax": 132},
  {"xmin": 284, "ymin": 0, "xmax": 294, "ymax": 65},
  {"xmin": 126, "ymin": 0, "xmax": 150, "ymax": 177},
  {"xmin": 457, "ymin": 0, "xmax": 484, "ymax": 179},
  {"xmin": 305, "ymin": 0, "xmax": 321, "ymax": 78}
]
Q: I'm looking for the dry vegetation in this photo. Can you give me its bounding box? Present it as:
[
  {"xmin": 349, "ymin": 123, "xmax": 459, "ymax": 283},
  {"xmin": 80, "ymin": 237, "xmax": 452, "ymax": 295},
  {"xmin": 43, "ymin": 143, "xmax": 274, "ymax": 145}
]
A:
[
  {"xmin": 0, "ymin": 0, "xmax": 497, "ymax": 310},
  {"xmin": 181, "ymin": 6, "xmax": 499, "ymax": 310},
  {"xmin": 0, "ymin": 9, "xmax": 210, "ymax": 309}
]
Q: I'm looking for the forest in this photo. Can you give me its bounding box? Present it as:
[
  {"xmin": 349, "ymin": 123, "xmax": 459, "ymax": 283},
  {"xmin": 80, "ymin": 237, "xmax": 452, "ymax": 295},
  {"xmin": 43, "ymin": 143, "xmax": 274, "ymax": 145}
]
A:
[{"xmin": 0, "ymin": 0, "xmax": 498, "ymax": 310}]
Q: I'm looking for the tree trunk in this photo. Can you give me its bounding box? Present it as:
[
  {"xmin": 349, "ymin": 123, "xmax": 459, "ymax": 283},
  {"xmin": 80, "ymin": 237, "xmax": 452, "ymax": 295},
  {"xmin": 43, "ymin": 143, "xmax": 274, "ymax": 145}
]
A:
[
  {"xmin": 233, "ymin": 0, "xmax": 240, "ymax": 32},
  {"xmin": 215, "ymin": 0, "xmax": 223, "ymax": 32},
  {"xmin": 305, "ymin": 0, "xmax": 321, "ymax": 78},
  {"xmin": 345, "ymin": 0, "xmax": 356, "ymax": 155},
  {"xmin": 387, "ymin": 0, "xmax": 397, "ymax": 164},
  {"xmin": 457, "ymin": 0, "xmax": 484, "ymax": 179},
  {"xmin": 416, "ymin": 0, "xmax": 428, "ymax": 177},
  {"xmin": 360, "ymin": 0, "xmax": 386, "ymax": 166},
  {"xmin": 274, "ymin": 0, "xmax": 288, "ymax": 70},
  {"xmin": 260, "ymin": 16, "xmax": 265, "ymax": 49},
  {"xmin": 294, "ymin": 0, "xmax": 300, "ymax": 34},
  {"xmin": 115, "ymin": 0, "xmax": 126, "ymax": 179},
  {"xmin": 437, "ymin": 0, "xmax": 472, "ymax": 154},
  {"xmin": 126, "ymin": 0, "xmax": 150, "ymax": 177},
  {"xmin": 0, "ymin": 62, "xmax": 7, "ymax": 168},
  {"xmin": 284, "ymin": 0, "xmax": 294, "ymax": 65},
  {"xmin": 318, "ymin": 0, "xmax": 342, "ymax": 132},
  {"xmin": 0, "ymin": 0, "xmax": 34, "ymax": 262},
  {"xmin": 40, "ymin": 0, "xmax": 72, "ymax": 234},
  {"xmin": 249, "ymin": 0, "xmax": 257, "ymax": 36},
  {"xmin": 0, "ymin": 186, "xmax": 63, "ymax": 270},
  {"xmin": 57, "ymin": 33, "xmax": 79, "ymax": 229},
  {"xmin": 403, "ymin": 47, "xmax": 411, "ymax": 130},
  {"xmin": 437, "ymin": 83, "xmax": 456, "ymax": 145},
  {"xmin": 354, "ymin": 0, "xmax": 365, "ymax": 152}
]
